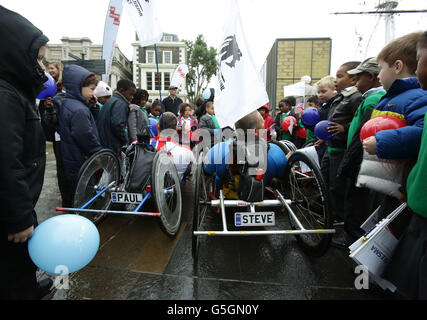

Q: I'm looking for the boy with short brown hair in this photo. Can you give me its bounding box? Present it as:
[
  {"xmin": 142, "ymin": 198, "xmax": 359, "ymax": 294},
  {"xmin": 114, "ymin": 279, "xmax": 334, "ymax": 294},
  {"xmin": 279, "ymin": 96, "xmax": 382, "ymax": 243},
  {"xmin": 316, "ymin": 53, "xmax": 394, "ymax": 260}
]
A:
[
  {"xmin": 363, "ymin": 31, "xmax": 426, "ymax": 160},
  {"xmin": 380, "ymin": 30, "xmax": 427, "ymax": 300},
  {"xmin": 357, "ymin": 32, "xmax": 427, "ymax": 294}
]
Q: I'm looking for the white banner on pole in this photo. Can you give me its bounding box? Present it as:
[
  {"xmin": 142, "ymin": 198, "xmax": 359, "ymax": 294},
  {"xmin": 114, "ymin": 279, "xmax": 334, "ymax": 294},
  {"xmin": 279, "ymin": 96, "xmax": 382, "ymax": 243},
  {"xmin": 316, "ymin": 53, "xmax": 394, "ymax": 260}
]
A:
[
  {"xmin": 170, "ymin": 64, "xmax": 189, "ymax": 89},
  {"xmin": 122, "ymin": 0, "xmax": 163, "ymax": 48},
  {"xmin": 102, "ymin": 0, "xmax": 123, "ymax": 83},
  {"xmin": 283, "ymin": 81, "xmax": 306, "ymax": 97},
  {"xmin": 214, "ymin": 0, "xmax": 269, "ymax": 129}
]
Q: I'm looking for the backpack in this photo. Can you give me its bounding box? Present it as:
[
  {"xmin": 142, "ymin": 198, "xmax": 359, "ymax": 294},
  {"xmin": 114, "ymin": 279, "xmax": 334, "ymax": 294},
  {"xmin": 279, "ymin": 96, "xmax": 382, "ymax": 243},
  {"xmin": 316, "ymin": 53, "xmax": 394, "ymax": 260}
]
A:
[{"xmin": 124, "ymin": 134, "xmax": 156, "ymax": 192}]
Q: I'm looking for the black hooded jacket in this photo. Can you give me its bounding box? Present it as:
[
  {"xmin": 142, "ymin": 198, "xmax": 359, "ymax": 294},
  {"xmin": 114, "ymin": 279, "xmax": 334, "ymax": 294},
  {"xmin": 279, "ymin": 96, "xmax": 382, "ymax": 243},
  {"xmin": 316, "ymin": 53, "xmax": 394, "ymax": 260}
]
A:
[
  {"xmin": 59, "ymin": 65, "xmax": 102, "ymax": 181},
  {"xmin": 0, "ymin": 6, "xmax": 49, "ymax": 235}
]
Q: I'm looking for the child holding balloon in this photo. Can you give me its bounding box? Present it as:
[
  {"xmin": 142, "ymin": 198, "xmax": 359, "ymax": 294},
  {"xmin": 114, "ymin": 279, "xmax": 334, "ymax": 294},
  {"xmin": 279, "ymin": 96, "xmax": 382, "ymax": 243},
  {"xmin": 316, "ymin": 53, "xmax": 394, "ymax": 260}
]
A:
[
  {"xmin": 0, "ymin": 5, "xmax": 53, "ymax": 299},
  {"xmin": 332, "ymin": 57, "xmax": 386, "ymax": 248},
  {"xmin": 362, "ymin": 31, "xmax": 427, "ymax": 161},
  {"xmin": 304, "ymin": 96, "xmax": 322, "ymax": 142},
  {"xmin": 357, "ymin": 31, "xmax": 427, "ymax": 254},
  {"xmin": 313, "ymin": 76, "xmax": 337, "ymax": 162},
  {"xmin": 377, "ymin": 31, "xmax": 427, "ymax": 300},
  {"xmin": 318, "ymin": 61, "xmax": 362, "ymax": 225},
  {"xmin": 274, "ymin": 97, "xmax": 296, "ymax": 141},
  {"xmin": 359, "ymin": 32, "xmax": 426, "ymax": 242}
]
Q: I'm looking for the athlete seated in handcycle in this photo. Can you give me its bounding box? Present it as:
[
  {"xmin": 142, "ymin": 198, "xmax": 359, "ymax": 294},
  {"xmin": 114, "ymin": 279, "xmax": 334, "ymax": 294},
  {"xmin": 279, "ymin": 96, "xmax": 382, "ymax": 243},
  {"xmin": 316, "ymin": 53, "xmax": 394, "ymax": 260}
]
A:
[
  {"xmin": 202, "ymin": 110, "xmax": 293, "ymax": 202},
  {"xmin": 192, "ymin": 110, "xmax": 334, "ymax": 259},
  {"xmin": 70, "ymin": 113, "xmax": 193, "ymax": 236},
  {"xmin": 150, "ymin": 112, "xmax": 195, "ymax": 184}
]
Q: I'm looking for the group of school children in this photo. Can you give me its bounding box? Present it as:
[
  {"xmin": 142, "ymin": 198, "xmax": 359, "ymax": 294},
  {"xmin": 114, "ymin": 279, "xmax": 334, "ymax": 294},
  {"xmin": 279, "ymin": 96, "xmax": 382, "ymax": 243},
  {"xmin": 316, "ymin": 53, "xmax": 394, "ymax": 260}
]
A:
[
  {"xmin": 1, "ymin": 3, "xmax": 427, "ymax": 300},
  {"xmin": 265, "ymin": 31, "xmax": 427, "ymax": 300},
  {"xmin": 37, "ymin": 63, "xmax": 224, "ymax": 210},
  {"xmin": 50, "ymin": 30, "xmax": 426, "ymax": 300}
]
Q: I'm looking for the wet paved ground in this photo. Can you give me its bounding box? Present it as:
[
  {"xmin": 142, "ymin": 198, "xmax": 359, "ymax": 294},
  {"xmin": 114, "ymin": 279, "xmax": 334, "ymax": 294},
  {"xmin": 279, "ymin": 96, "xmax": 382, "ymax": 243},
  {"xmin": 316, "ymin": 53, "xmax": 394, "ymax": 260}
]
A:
[{"xmin": 35, "ymin": 142, "xmax": 393, "ymax": 300}]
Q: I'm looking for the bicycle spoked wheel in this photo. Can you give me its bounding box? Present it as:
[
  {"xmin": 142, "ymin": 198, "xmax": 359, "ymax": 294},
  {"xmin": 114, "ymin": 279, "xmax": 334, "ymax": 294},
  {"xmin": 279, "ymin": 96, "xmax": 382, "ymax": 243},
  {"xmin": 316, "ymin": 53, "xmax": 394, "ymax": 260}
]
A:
[
  {"xmin": 282, "ymin": 151, "xmax": 332, "ymax": 257},
  {"xmin": 192, "ymin": 151, "xmax": 216, "ymax": 261},
  {"xmin": 152, "ymin": 150, "xmax": 182, "ymax": 237},
  {"xmin": 73, "ymin": 149, "xmax": 120, "ymax": 223}
]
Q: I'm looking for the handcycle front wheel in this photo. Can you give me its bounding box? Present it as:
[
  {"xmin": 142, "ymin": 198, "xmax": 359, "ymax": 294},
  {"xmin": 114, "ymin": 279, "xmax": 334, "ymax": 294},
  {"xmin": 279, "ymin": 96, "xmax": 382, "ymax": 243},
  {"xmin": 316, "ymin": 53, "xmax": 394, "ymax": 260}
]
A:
[
  {"xmin": 279, "ymin": 149, "xmax": 332, "ymax": 257},
  {"xmin": 73, "ymin": 149, "xmax": 120, "ymax": 224},
  {"xmin": 192, "ymin": 151, "xmax": 215, "ymax": 260},
  {"xmin": 152, "ymin": 150, "xmax": 183, "ymax": 237},
  {"xmin": 302, "ymin": 138, "xmax": 317, "ymax": 149},
  {"xmin": 272, "ymin": 140, "xmax": 297, "ymax": 155}
]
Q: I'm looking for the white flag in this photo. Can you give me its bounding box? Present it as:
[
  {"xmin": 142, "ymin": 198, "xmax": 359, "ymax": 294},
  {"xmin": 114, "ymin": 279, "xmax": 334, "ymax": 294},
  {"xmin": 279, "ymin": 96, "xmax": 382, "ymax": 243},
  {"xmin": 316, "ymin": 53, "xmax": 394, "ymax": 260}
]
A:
[
  {"xmin": 170, "ymin": 64, "xmax": 189, "ymax": 89},
  {"xmin": 214, "ymin": 0, "xmax": 269, "ymax": 129},
  {"xmin": 122, "ymin": 0, "xmax": 163, "ymax": 47},
  {"xmin": 284, "ymin": 81, "xmax": 306, "ymax": 97},
  {"xmin": 102, "ymin": 0, "xmax": 123, "ymax": 83}
]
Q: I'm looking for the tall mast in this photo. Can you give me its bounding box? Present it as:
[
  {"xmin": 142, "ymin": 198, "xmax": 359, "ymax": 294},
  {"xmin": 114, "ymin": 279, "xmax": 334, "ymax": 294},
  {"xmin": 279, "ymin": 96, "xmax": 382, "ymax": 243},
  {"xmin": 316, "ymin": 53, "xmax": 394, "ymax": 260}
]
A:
[
  {"xmin": 332, "ymin": 1, "xmax": 426, "ymax": 45},
  {"xmin": 378, "ymin": 1, "xmax": 398, "ymax": 44}
]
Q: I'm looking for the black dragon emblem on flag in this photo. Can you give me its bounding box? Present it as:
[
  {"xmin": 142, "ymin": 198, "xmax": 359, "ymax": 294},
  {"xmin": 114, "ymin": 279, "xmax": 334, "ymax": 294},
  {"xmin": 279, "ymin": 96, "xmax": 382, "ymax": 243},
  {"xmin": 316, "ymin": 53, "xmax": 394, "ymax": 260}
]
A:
[{"xmin": 217, "ymin": 34, "xmax": 242, "ymax": 91}]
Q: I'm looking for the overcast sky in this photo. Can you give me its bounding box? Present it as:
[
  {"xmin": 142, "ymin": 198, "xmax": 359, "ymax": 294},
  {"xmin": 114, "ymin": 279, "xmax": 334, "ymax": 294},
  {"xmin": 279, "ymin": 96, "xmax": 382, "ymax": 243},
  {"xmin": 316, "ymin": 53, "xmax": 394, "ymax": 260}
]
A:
[{"xmin": 2, "ymin": 0, "xmax": 426, "ymax": 74}]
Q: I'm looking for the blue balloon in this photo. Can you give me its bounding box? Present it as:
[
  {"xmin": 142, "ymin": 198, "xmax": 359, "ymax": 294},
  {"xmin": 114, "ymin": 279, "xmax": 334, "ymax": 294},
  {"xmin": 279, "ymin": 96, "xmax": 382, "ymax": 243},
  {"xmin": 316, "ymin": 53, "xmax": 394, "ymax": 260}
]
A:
[
  {"xmin": 28, "ymin": 214, "xmax": 100, "ymax": 275},
  {"xmin": 266, "ymin": 143, "xmax": 288, "ymax": 181},
  {"xmin": 202, "ymin": 88, "xmax": 212, "ymax": 100},
  {"xmin": 302, "ymin": 107, "xmax": 320, "ymax": 126},
  {"xmin": 203, "ymin": 141, "xmax": 232, "ymax": 187},
  {"xmin": 148, "ymin": 118, "xmax": 158, "ymax": 137},
  {"xmin": 203, "ymin": 141, "xmax": 231, "ymax": 175},
  {"xmin": 37, "ymin": 72, "xmax": 57, "ymax": 100},
  {"xmin": 314, "ymin": 120, "xmax": 334, "ymax": 141}
]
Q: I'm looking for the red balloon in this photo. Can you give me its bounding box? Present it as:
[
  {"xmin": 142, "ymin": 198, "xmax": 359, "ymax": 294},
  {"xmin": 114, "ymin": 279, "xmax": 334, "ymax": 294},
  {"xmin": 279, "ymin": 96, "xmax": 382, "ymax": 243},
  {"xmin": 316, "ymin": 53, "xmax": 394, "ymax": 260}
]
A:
[
  {"xmin": 282, "ymin": 116, "xmax": 297, "ymax": 132},
  {"xmin": 296, "ymin": 127, "xmax": 307, "ymax": 139},
  {"xmin": 360, "ymin": 116, "xmax": 406, "ymax": 142}
]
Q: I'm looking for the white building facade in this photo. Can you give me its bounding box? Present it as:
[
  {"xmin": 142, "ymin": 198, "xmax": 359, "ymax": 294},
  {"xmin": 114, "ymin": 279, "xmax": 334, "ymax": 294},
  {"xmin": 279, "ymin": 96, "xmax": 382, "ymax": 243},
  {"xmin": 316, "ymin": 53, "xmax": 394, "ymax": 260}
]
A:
[
  {"xmin": 45, "ymin": 37, "xmax": 132, "ymax": 90},
  {"xmin": 132, "ymin": 33, "xmax": 187, "ymax": 102}
]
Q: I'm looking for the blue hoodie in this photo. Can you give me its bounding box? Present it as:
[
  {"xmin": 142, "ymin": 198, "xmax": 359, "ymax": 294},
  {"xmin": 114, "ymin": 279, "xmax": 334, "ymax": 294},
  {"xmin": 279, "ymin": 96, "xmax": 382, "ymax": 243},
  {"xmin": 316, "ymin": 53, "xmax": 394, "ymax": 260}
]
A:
[
  {"xmin": 372, "ymin": 77, "xmax": 427, "ymax": 160},
  {"xmin": 58, "ymin": 64, "xmax": 102, "ymax": 181}
]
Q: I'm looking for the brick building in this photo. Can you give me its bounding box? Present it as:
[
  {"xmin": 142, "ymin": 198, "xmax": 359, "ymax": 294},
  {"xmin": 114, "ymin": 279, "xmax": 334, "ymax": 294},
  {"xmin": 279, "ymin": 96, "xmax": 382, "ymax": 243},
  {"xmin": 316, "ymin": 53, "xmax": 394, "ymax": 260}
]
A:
[{"xmin": 262, "ymin": 38, "xmax": 332, "ymax": 115}]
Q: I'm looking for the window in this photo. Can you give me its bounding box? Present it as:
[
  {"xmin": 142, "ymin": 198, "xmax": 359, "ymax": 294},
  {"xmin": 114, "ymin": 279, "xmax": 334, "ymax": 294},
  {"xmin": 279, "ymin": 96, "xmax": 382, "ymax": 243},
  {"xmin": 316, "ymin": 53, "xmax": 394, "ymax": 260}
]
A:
[
  {"xmin": 146, "ymin": 50, "xmax": 155, "ymax": 64},
  {"xmin": 164, "ymin": 72, "xmax": 170, "ymax": 90},
  {"xmin": 163, "ymin": 51, "xmax": 172, "ymax": 64},
  {"xmin": 146, "ymin": 72, "xmax": 153, "ymax": 90},
  {"xmin": 163, "ymin": 35, "xmax": 173, "ymax": 42},
  {"xmin": 155, "ymin": 72, "xmax": 161, "ymax": 90}
]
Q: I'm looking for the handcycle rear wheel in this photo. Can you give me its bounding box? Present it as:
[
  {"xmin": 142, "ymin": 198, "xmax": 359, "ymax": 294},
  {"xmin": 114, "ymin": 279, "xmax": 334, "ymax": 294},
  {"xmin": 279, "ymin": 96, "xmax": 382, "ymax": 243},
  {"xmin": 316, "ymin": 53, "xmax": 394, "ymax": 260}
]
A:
[
  {"xmin": 279, "ymin": 149, "xmax": 332, "ymax": 256},
  {"xmin": 152, "ymin": 150, "xmax": 182, "ymax": 237},
  {"xmin": 73, "ymin": 149, "xmax": 120, "ymax": 224}
]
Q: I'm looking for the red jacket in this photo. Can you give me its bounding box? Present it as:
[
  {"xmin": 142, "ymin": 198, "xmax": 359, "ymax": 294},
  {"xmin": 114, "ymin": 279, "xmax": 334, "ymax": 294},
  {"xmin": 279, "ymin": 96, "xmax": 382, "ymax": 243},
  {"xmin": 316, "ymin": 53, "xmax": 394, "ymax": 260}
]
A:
[{"xmin": 260, "ymin": 104, "xmax": 274, "ymax": 141}]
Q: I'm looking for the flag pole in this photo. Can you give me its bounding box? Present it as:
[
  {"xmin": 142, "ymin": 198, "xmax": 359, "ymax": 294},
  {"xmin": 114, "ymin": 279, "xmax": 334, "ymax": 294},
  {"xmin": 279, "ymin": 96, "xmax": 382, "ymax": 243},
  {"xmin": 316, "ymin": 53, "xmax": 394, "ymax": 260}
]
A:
[{"xmin": 154, "ymin": 43, "xmax": 166, "ymax": 132}]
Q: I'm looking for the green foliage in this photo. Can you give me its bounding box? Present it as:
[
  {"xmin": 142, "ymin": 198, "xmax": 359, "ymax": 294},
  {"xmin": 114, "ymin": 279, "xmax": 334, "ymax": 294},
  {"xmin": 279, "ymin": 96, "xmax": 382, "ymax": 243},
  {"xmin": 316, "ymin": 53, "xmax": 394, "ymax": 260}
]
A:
[{"xmin": 183, "ymin": 34, "xmax": 217, "ymax": 103}]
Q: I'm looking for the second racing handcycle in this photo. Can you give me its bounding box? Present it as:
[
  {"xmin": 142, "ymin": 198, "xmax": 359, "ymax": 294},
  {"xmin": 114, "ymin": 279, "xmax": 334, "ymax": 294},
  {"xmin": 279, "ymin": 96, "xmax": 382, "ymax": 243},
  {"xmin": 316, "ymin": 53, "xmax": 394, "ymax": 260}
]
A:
[
  {"xmin": 56, "ymin": 134, "xmax": 186, "ymax": 237},
  {"xmin": 192, "ymin": 138, "xmax": 335, "ymax": 261}
]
